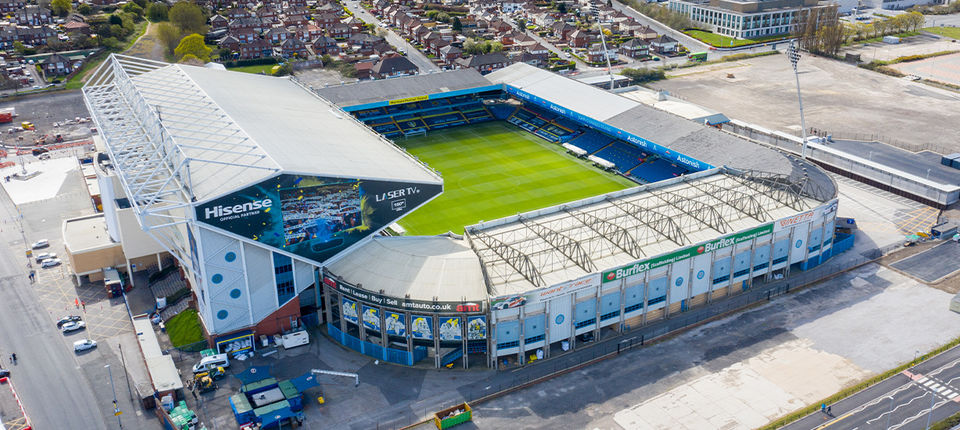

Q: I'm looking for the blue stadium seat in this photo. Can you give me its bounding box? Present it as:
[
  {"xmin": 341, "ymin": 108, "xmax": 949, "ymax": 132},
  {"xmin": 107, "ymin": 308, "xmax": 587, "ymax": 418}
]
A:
[{"xmin": 568, "ymin": 131, "xmax": 613, "ymax": 154}]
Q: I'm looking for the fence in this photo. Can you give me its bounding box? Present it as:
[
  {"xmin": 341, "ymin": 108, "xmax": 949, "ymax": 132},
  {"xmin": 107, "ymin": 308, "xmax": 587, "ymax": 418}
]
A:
[{"xmin": 318, "ymin": 240, "xmax": 903, "ymax": 430}]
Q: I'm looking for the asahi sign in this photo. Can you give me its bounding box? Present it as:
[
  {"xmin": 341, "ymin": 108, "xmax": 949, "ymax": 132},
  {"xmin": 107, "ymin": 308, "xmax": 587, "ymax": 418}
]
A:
[
  {"xmin": 325, "ymin": 275, "xmax": 483, "ymax": 314},
  {"xmin": 603, "ymin": 224, "xmax": 773, "ymax": 283}
]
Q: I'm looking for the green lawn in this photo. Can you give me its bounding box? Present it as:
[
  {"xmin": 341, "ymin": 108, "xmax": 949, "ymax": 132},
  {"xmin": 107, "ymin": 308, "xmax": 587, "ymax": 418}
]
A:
[
  {"xmin": 925, "ymin": 27, "xmax": 960, "ymax": 39},
  {"xmin": 227, "ymin": 64, "xmax": 278, "ymax": 74},
  {"xmin": 684, "ymin": 30, "xmax": 787, "ymax": 48},
  {"xmin": 166, "ymin": 308, "xmax": 205, "ymax": 348},
  {"xmin": 396, "ymin": 122, "xmax": 635, "ymax": 235}
]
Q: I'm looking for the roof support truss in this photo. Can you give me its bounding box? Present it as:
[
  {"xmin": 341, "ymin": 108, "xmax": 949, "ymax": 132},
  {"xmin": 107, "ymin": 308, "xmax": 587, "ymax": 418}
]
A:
[
  {"xmin": 729, "ymin": 170, "xmax": 809, "ymax": 211},
  {"xmin": 606, "ymin": 197, "xmax": 689, "ymax": 246},
  {"xmin": 468, "ymin": 229, "xmax": 545, "ymax": 288},
  {"xmin": 519, "ymin": 217, "xmax": 597, "ymax": 272},
  {"xmin": 648, "ymin": 189, "xmax": 731, "ymax": 233},
  {"xmin": 689, "ymin": 181, "xmax": 769, "ymax": 222},
  {"xmin": 564, "ymin": 208, "xmax": 644, "ymax": 258}
]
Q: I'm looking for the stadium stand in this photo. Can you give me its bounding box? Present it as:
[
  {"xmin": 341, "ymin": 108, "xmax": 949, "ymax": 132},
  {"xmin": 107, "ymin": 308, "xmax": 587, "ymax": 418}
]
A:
[{"xmin": 346, "ymin": 91, "xmax": 690, "ymax": 182}]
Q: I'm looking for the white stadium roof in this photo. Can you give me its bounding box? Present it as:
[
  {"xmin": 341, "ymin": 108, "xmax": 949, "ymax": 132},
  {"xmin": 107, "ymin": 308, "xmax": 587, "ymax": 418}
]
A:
[
  {"xmin": 467, "ymin": 168, "xmax": 830, "ymax": 296},
  {"xmin": 326, "ymin": 235, "xmax": 487, "ymax": 303}
]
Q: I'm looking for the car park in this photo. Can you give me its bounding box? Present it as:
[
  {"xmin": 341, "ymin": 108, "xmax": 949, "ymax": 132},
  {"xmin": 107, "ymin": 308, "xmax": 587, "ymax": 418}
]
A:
[
  {"xmin": 34, "ymin": 252, "xmax": 56, "ymax": 263},
  {"xmin": 30, "ymin": 239, "xmax": 49, "ymax": 249},
  {"xmin": 40, "ymin": 258, "xmax": 61, "ymax": 268},
  {"xmin": 61, "ymin": 321, "xmax": 85, "ymax": 333},
  {"xmin": 73, "ymin": 339, "xmax": 97, "ymax": 352},
  {"xmin": 56, "ymin": 315, "xmax": 82, "ymax": 328}
]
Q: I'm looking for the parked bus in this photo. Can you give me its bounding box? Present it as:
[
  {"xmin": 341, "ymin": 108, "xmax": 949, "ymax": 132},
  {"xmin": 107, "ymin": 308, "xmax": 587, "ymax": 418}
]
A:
[{"xmin": 688, "ymin": 52, "xmax": 707, "ymax": 62}]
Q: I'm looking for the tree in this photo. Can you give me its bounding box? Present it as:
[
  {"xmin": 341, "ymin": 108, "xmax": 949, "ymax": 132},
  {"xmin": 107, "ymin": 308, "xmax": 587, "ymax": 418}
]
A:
[
  {"xmin": 169, "ymin": 1, "xmax": 206, "ymax": 34},
  {"xmin": 51, "ymin": 0, "xmax": 72, "ymax": 16},
  {"xmin": 794, "ymin": 5, "xmax": 843, "ymax": 56},
  {"xmin": 123, "ymin": 2, "xmax": 143, "ymax": 19},
  {"xmin": 156, "ymin": 22, "xmax": 182, "ymax": 55},
  {"xmin": 174, "ymin": 33, "xmax": 211, "ymax": 61},
  {"xmin": 179, "ymin": 53, "xmax": 204, "ymax": 65},
  {"xmin": 147, "ymin": 3, "xmax": 168, "ymax": 21},
  {"xmin": 273, "ymin": 62, "xmax": 294, "ymax": 76},
  {"xmin": 437, "ymin": 12, "xmax": 451, "ymax": 23},
  {"xmin": 488, "ymin": 41, "xmax": 503, "ymax": 53},
  {"xmin": 463, "ymin": 39, "xmax": 479, "ymax": 55},
  {"xmin": 78, "ymin": 3, "xmax": 92, "ymax": 14},
  {"xmin": 452, "ymin": 17, "xmax": 462, "ymax": 32},
  {"xmin": 13, "ymin": 41, "xmax": 26, "ymax": 54},
  {"xmin": 621, "ymin": 67, "xmax": 665, "ymax": 84}
]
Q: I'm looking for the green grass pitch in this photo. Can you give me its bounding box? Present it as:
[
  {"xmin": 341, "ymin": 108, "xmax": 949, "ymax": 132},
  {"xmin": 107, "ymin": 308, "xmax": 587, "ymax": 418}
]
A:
[{"xmin": 395, "ymin": 121, "xmax": 636, "ymax": 235}]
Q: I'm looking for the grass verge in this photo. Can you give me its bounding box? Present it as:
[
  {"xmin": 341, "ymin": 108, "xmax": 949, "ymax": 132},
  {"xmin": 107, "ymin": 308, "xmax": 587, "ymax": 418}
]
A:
[
  {"xmin": 760, "ymin": 334, "xmax": 960, "ymax": 429},
  {"xmin": 675, "ymin": 50, "xmax": 779, "ymax": 70},
  {"xmin": 166, "ymin": 308, "xmax": 205, "ymax": 348},
  {"xmin": 924, "ymin": 26, "xmax": 960, "ymax": 39},
  {"xmin": 227, "ymin": 64, "xmax": 279, "ymax": 74},
  {"xmin": 683, "ymin": 29, "xmax": 787, "ymax": 48},
  {"xmin": 63, "ymin": 20, "xmax": 149, "ymax": 90}
]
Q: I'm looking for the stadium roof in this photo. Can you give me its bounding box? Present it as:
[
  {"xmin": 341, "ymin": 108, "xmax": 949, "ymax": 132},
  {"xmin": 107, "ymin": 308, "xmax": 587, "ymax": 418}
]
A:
[
  {"xmin": 487, "ymin": 63, "xmax": 834, "ymax": 197},
  {"xmin": 466, "ymin": 167, "xmax": 832, "ymax": 296},
  {"xmin": 82, "ymin": 54, "xmax": 441, "ymax": 268},
  {"xmin": 312, "ymin": 68, "xmax": 494, "ymax": 108},
  {"xmin": 325, "ymin": 235, "xmax": 487, "ymax": 302}
]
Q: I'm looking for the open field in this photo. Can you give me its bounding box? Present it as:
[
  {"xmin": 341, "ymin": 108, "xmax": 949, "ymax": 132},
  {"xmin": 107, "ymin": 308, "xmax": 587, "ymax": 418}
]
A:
[
  {"xmin": 227, "ymin": 64, "xmax": 278, "ymax": 74},
  {"xmin": 396, "ymin": 121, "xmax": 635, "ymax": 235}
]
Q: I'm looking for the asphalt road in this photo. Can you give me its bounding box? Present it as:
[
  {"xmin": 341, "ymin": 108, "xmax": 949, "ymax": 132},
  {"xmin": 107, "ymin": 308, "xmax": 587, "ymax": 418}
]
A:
[
  {"xmin": 784, "ymin": 345, "xmax": 960, "ymax": 430},
  {"xmin": 0, "ymin": 184, "xmax": 107, "ymax": 429},
  {"xmin": 343, "ymin": 0, "xmax": 441, "ymax": 73}
]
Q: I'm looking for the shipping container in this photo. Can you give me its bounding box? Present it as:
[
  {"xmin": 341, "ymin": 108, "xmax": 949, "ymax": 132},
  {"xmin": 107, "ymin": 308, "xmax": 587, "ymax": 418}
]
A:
[{"xmin": 941, "ymin": 153, "xmax": 960, "ymax": 166}]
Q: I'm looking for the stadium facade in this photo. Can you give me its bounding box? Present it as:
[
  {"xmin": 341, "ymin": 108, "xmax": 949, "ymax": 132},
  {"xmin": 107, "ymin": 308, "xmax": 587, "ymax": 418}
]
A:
[{"xmin": 84, "ymin": 55, "xmax": 842, "ymax": 368}]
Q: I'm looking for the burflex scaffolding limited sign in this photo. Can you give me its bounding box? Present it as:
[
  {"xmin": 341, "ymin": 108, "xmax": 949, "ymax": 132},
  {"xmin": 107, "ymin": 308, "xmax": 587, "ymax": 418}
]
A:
[
  {"xmin": 602, "ymin": 223, "xmax": 775, "ymax": 284},
  {"xmin": 195, "ymin": 174, "xmax": 442, "ymax": 265},
  {"xmin": 324, "ymin": 275, "xmax": 484, "ymax": 314}
]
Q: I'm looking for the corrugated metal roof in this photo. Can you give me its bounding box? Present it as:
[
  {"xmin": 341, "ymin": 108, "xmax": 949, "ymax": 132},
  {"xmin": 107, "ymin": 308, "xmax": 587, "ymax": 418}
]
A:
[{"xmin": 314, "ymin": 68, "xmax": 493, "ymax": 108}]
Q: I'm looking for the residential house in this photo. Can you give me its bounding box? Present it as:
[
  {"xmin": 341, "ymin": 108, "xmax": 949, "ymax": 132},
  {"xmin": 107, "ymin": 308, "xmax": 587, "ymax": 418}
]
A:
[
  {"xmin": 371, "ymin": 54, "xmax": 418, "ymax": 78},
  {"xmin": 456, "ymin": 51, "xmax": 510, "ymax": 74},
  {"xmin": 551, "ymin": 22, "xmax": 576, "ymax": 41},
  {"xmin": 354, "ymin": 60, "xmax": 374, "ymax": 79},
  {"xmin": 224, "ymin": 7, "xmax": 251, "ymax": 19},
  {"xmin": 64, "ymin": 21, "xmax": 92, "ymax": 35},
  {"xmin": 633, "ymin": 24, "xmax": 659, "ymax": 40},
  {"xmin": 17, "ymin": 26, "xmax": 55, "ymax": 46},
  {"xmin": 517, "ymin": 44, "xmax": 549, "ymax": 67},
  {"xmin": 438, "ymin": 44, "xmax": 462, "ymax": 65},
  {"xmin": 348, "ymin": 33, "xmax": 382, "ymax": 53},
  {"xmin": 313, "ymin": 11, "xmax": 340, "ymax": 29},
  {"xmin": 370, "ymin": 0, "xmax": 392, "ymax": 14},
  {"xmin": 210, "ymin": 15, "xmax": 229, "ymax": 31},
  {"xmin": 297, "ymin": 24, "xmax": 323, "ymax": 42},
  {"xmin": 276, "ymin": 38, "xmax": 308, "ymax": 58},
  {"xmin": 311, "ymin": 35, "xmax": 340, "ymax": 56},
  {"xmin": 328, "ymin": 23, "xmax": 355, "ymax": 39},
  {"xmin": 266, "ymin": 27, "xmax": 292, "ymax": 44},
  {"xmin": 569, "ymin": 30, "xmax": 595, "ymax": 48},
  {"xmin": 232, "ymin": 28, "xmax": 259, "ymax": 44},
  {"xmin": 42, "ymin": 53, "xmax": 75, "ymax": 76},
  {"xmin": 0, "ymin": 0, "xmax": 25, "ymax": 14},
  {"xmin": 618, "ymin": 38, "xmax": 649, "ymax": 58},
  {"xmin": 239, "ymin": 38, "xmax": 273, "ymax": 59},
  {"xmin": 649, "ymin": 34, "xmax": 678, "ymax": 54},
  {"xmin": 229, "ymin": 17, "xmax": 263, "ymax": 34},
  {"xmin": 219, "ymin": 35, "xmax": 241, "ymax": 52},
  {"xmin": 15, "ymin": 6, "xmax": 51, "ymax": 26},
  {"xmin": 586, "ymin": 42, "xmax": 618, "ymax": 63}
]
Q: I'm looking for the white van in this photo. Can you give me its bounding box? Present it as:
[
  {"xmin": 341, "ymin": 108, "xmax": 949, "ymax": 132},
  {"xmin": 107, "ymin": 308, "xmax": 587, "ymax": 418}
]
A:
[
  {"xmin": 281, "ymin": 330, "xmax": 309, "ymax": 349},
  {"xmin": 192, "ymin": 354, "xmax": 230, "ymax": 374}
]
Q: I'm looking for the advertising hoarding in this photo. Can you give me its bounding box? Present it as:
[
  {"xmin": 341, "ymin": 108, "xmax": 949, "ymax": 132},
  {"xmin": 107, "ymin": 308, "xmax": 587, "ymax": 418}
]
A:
[
  {"xmin": 196, "ymin": 174, "xmax": 442, "ymax": 265},
  {"xmin": 342, "ymin": 297, "xmax": 358, "ymax": 324},
  {"xmin": 490, "ymin": 273, "xmax": 600, "ymax": 310},
  {"xmin": 439, "ymin": 317, "xmax": 462, "ymax": 341},
  {"xmin": 411, "ymin": 315, "xmax": 433, "ymax": 340},
  {"xmin": 467, "ymin": 316, "xmax": 486, "ymax": 340},
  {"xmin": 215, "ymin": 330, "xmax": 255, "ymax": 354},
  {"xmin": 385, "ymin": 312, "xmax": 406, "ymax": 337},
  {"xmin": 603, "ymin": 224, "xmax": 774, "ymax": 284},
  {"xmin": 326, "ymin": 275, "xmax": 484, "ymax": 313},
  {"xmin": 362, "ymin": 305, "xmax": 380, "ymax": 332}
]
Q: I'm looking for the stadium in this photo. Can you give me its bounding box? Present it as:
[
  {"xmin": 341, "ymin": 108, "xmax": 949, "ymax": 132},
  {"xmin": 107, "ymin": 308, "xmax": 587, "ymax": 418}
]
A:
[{"xmin": 83, "ymin": 55, "xmax": 843, "ymax": 369}]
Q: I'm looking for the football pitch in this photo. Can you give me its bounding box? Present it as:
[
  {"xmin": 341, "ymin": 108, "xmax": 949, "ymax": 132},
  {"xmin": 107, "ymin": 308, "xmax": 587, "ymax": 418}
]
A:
[{"xmin": 396, "ymin": 121, "xmax": 636, "ymax": 235}]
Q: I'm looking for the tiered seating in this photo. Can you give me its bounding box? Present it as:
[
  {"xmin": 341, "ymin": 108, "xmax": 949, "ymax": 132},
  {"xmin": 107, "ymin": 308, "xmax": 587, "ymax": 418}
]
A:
[
  {"xmin": 354, "ymin": 107, "xmax": 386, "ymax": 119},
  {"xmin": 594, "ymin": 142, "xmax": 645, "ymax": 173},
  {"xmin": 372, "ymin": 123, "xmax": 400, "ymax": 136},
  {"xmin": 633, "ymin": 158, "xmax": 683, "ymax": 183},
  {"xmin": 567, "ymin": 131, "xmax": 613, "ymax": 154}
]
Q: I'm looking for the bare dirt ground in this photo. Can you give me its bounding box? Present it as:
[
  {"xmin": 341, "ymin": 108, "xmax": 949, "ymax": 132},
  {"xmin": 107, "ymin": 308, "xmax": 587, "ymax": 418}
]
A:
[
  {"xmin": 123, "ymin": 22, "xmax": 165, "ymax": 62},
  {"xmin": 656, "ymin": 52, "xmax": 960, "ymax": 152}
]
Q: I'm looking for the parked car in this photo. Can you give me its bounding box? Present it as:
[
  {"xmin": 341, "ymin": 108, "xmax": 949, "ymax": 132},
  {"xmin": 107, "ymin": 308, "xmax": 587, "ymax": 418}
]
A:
[
  {"xmin": 61, "ymin": 321, "xmax": 85, "ymax": 333},
  {"xmin": 73, "ymin": 339, "xmax": 97, "ymax": 352},
  {"xmin": 0, "ymin": 368, "xmax": 8, "ymax": 377},
  {"xmin": 30, "ymin": 239, "xmax": 49, "ymax": 249},
  {"xmin": 34, "ymin": 252, "xmax": 56, "ymax": 263},
  {"xmin": 40, "ymin": 258, "xmax": 61, "ymax": 268},
  {"xmin": 38, "ymin": 153, "xmax": 50, "ymax": 160},
  {"xmin": 56, "ymin": 315, "xmax": 82, "ymax": 328}
]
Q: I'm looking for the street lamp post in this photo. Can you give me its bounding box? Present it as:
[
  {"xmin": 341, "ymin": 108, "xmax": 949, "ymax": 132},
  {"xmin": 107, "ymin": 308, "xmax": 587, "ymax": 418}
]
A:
[
  {"xmin": 105, "ymin": 364, "xmax": 122, "ymax": 429},
  {"xmin": 787, "ymin": 41, "xmax": 809, "ymax": 159}
]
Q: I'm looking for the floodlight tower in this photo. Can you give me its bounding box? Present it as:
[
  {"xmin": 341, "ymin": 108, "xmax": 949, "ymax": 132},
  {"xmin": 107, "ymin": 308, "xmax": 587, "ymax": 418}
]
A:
[{"xmin": 787, "ymin": 41, "xmax": 809, "ymax": 159}]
